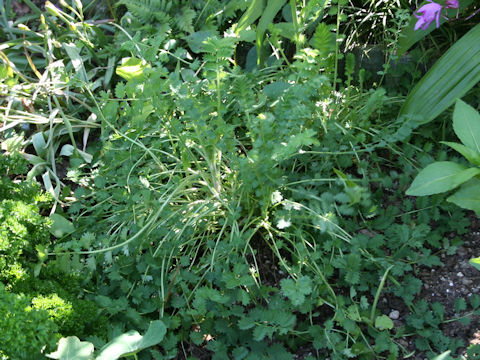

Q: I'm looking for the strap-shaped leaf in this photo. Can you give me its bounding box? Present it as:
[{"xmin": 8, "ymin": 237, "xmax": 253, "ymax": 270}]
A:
[
  {"xmin": 235, "ymin": 0, "xmax": 264, "ymax": 34},
  {"xmin": 399, "ymin": 23, "xmax": 480, "ymax": 125},
  {"xmin": 406, "ymin": 161, "xmax": 480, "ymax": 196}
]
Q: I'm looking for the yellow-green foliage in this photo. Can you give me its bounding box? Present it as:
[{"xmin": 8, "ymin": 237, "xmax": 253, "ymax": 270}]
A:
[
  {"xmin": 0, "ymin": 285, "xmax": 58, "ymax": 360},
  {"xmin": 32, "ymin": 293, "xmax": 105, "ymax": 337},
  {"xmin": 0, "ymin": 154, "xmax": 51, "ymax": 286}
]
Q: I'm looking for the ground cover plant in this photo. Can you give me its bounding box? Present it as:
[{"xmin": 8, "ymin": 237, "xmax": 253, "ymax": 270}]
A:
[{"xmin": 1, "ymin": 0, "xmax": 480, "ymax": 359}]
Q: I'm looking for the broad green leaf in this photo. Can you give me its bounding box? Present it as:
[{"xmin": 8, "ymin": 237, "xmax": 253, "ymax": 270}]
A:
[
  {"xmin": 447, "ymin": 178, "xmax": 480, "ymax": 215},
  {"xmin": 50, "ymin": 213, "xmax": 75, "ymax": 238},
  {"xmin": 116, "ymin": 57, "xmax": 148, "ymax": 81},
  {"xmin": 397, "ymin": 0, "xmax": 474, "ymax": 57},
  {"xmin": 469, "ymin": 257, "xmax": 480, "ymax": 272},
  {"xmin": 96, "ymin": 320, "xmax": 166, "ymax": 359},
  {"xmin": 60, "ymin": 144, "xmax": 75, "ymax": 157},
  {"xmin": 406, "ymin": 162, "xmax": 480, "ymax": 196},
  {"xmin": 46, "ymin": 336, "xmax": 94, "ymax": 360},
  {"xmin": 32, "ymin": 132, "xmax": 47, "ymax": 158},
  {"xmin": 235, "ymin": 0, "xmax": 264, "ymax": 34},
  {"xmin": 453, "ymin": 99, "xmax": 480, "ymax": 153},
  {"xmin": 77, "ymin": 148, "xmax": 93, "ymax": 163},
  {"xmin": 375, "ymin": 315, "xmax": 394, "ymax": 331},
  {"xmin": 23, "ymin": 153, "xmax": 47, "ymax": 166},
  {"xmin": 271, "ymin": 22, "xmax": 295, "ymax": 40},
  {"xmin": 63, "ymin": 43, "xmax": 88, "ymax": 82},
  {"xmin": 441, "ymin": 141, "xmax": 480, "ymax": 166},
  {"xmin": 431, "ymin": 351, "xmax": 451, "ymax": 360},
  {"xmin": 399, "ymin": 23, "xmax": 480, "ymax": 125}
]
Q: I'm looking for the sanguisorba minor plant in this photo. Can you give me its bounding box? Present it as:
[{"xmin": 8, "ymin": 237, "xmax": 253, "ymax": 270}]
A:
[{"xmin": 5, "ymin": 0, "xmax": 480, "ymax": 359}]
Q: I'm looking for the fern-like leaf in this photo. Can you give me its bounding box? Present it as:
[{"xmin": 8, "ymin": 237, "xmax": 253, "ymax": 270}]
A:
[{"xmin": 311, "ymin": 23, "xmax": 335, "ymax": 59}]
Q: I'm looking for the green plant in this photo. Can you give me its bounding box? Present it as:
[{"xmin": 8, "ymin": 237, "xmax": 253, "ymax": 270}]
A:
[
  {"xmin": 0, "ymin": 150, "xmax": 52, "ymax": 286},
  {"xmin": 398, "ymin": 1, "xmax": 480, "ymax": 126},
  {"xmin": 47, "ymin": 320, "xmax": 166, "ymax": 360},
  {"xmin": 0, "ymin": 284, "xmax": 58, "ymax": 360},
  {"xmin": 406, "ymin": 99, "xmax": 480, "ymax": 213}
]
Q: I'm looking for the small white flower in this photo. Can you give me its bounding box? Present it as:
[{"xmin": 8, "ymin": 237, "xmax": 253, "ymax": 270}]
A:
[
  {"xmin": 271, "ymin": 191, "xmax": 283, "ymax": 204},
  {"xmin": 277, "ymin": 219, "xmax": 291, "ymax": 229}
]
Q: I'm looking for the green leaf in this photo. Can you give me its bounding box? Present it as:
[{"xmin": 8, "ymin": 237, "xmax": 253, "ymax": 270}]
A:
[
  {"xmin": 235, "ymin": 0, "xmax": 264, "ymax": 34},
  {"xmin": 46, "ymin": 336, "xmax": 94, "ymax": 360},
  {"xmin": 431, "ymin": 351, "xmax": 451, "ymax": 360},
  {"xmin": 257, "ymin": 0, "xmax": 287, "ymax": 41},
  {"xmin": 469, "ymin": 257, "xmax": 480, "ymax": 272},
  {"xmin": 60, "ymin": 144, "xmax": 75, "ymax": 157},
  {"xmin": 447, "ymin": 178, "xmax": 480, "ymax": 215},
  {"xmin": 116, "ymin": 57, "xmax": 149, "ymax": 81},
  {"xmin": 399, "ymin": 23, "xmax": 480, "ymax": 125},
  {"xmin": 454, "ymin": 298, "xmax": 467, "ymax": 313},
  {"xmin": 406, "ymin": 162, "xmax": 480, "ymax": 196},
  {"xmin": 96, "ymin": 320, "xmax": 166, "ymax": 359},
  {"xmin": 63, "ymin": 43, "xmax": 88, "ymax": 82},
  {"xmin": 280, "ymin": 276, "xmax": 312, "ymax": 306},
  {"xmin": 453, "ymin": 99, "xmax": 480, "ymax": 153},
  {"xmin": 397, "ymin": 0, "xmax": 474, "ymax": 57},
  {"xmin": 186, "ymin": 31, "xmax": 217, "ymax": 53},
  {"xmin": 49, "ymin": 214, "xmax": 75, "ymax": 238},
  {"xmin": 32, "ymin": 132, "xmax": 47, "ymax": 158},
  {"xmin": 441, "ymin": 142, "xmax": 480, "ymax": 166},
  {"xmin": 263, "ymin": 81, "xmax": 291, "ymax": 98}
]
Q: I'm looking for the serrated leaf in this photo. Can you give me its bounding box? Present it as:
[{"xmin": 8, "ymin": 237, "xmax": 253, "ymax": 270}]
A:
[
  {"xmin": 454, "ymin": 298, "xmax": 467, "ymax": 313},
  {"xmin": 47, "ymin": 336, "xmax": 94, "ymax": 360},
  {"xmin": 375, "ymin": 315, "xmax": 394, "ymax": 331},
  {"xmin": 49, "ymin": 214, "xmax": 75, "ymax": 238},
  {"xmin": 453, "ymin": 99, "xmax": 480, "ymax": 153},
  {"xmin": 406, "ymin": 162, "xmax": 480, "ymax": 196},
  {"xmin": 96, "ymin": 320, "xmax": 166, "ymax": 360},
  {"xmin": 447, "ymin": 178, "xmax": 480, "ymax": 215}
]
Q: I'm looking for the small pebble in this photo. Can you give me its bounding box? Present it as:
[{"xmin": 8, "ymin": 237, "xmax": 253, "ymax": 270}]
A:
[
  {"xmin": 457, "ymin": 247, "xmax": 468, "ymax": 256},
  {"xmin": 463, "ymin": 278, "xmax": 473, "ymax": 286},
  {"xmin": 449, "ymin": 281, "xmax": 454, "ymax": 287},
  {"xmin": 457, "ymin": 272, "xmax": 464, "ymax": 278},
  {"xmin": 389, "ymin": 310, "xmax": 400, "ymax": 320}
]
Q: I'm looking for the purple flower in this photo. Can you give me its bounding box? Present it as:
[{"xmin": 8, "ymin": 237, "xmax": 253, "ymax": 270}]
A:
[
  {"xmin": 445, "ymin": 0, "xmax": 459, "ymax": 9},
  {"xmin": 414, "ymin": 0, "xmax": 443, "ymax": 30}
]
